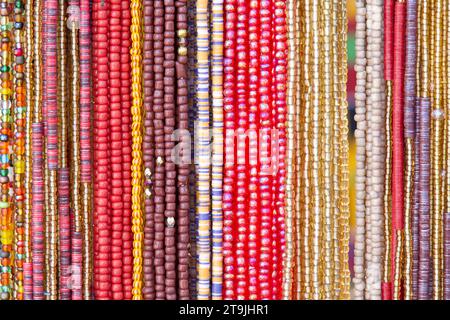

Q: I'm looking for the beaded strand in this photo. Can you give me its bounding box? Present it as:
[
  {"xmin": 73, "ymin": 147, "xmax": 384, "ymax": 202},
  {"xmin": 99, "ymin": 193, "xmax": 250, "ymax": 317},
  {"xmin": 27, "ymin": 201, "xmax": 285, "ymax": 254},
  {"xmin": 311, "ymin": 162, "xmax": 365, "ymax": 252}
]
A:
[
  {"xmin": 23, "ymin": 0, "xmax": 34, "ymax": 300},
  {"xmin": 120, "ymin": 0, "xmax": 133, "ymax": 300},
  {"xmin": 12, "ymin": 0, "xmax": 26, "ymax": 300},
  {"xmin": 210, "ymin": 0, "xmax": 223, "ymax": 300},
  {"xmin": 142, "ymin": 0, "xmax": 155, "ymax": 300},
  {"xmin": 130, "ymin": 0, "xmax": 144, "ymax": 300},
  {"xmin": 176, "ymin": 0, "xmax": 191, "ymax": 301},
  {"xmin": 0, "ymin": 0, "xmax": 14, "ymax": 300}
]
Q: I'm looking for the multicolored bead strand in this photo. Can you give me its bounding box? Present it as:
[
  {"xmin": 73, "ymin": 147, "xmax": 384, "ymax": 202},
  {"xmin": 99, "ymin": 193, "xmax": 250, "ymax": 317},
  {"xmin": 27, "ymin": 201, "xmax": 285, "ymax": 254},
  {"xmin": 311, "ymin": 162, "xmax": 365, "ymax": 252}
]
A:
[
  {"xmin": 12, "ymin": 0, "xmax": 26, "ymax": 300},
  {"xmin": 31, "ymin": 0, "xmax": 44, "ymax": 300},
  {"xmin": 0, "ymin": 0, "xmax": 14, "ymax": 300},
  {"xmin": 195, "ymin": 0, "xmax": 211, "ymax": 300},
  {"xmin": 23, "ymin": 0, "xmax": 34, "ymax": 301},
  {"xmin": 80, "ymin": 0, "xmax": 93, "ymax": 300},
  {"xmin": 210, "ymin": 0, "xmax": 223, "ymax": 300},
  {"xmin": 57, "ymin": 0, "xmax": 71, "ymax": 300}
]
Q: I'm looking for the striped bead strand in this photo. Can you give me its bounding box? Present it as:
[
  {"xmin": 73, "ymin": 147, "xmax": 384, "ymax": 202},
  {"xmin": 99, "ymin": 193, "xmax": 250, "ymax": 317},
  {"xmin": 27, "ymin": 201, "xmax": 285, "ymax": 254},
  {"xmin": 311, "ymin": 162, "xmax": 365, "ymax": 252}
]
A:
[
  {"xmin": 68, "ymin": 0, "xmax": 83, "ymax": 300},
  {"xmin": 57, "ymin": 0, "xmax": 71, "ymax": 300},
  {"xmin": 23, "ymin": 0, "xmax": 34, "ymax": 300},
  {"xmin": 31, "ymin": 0, "xmax": 44, "ymax": 300},
  {"xmin": 43, "ymin": 0, "xmax": 59, "ymax": 300},
  {"xmin": 210, "ymin": 0, "xmax": 223, "ymax": 300},
  {"xmin": 195, "ymin": 0, "xmax": 212, "ymax": 300},
  {"xmin": 79, "ymin": 0, "xmax": 93, "ymax": 300}
]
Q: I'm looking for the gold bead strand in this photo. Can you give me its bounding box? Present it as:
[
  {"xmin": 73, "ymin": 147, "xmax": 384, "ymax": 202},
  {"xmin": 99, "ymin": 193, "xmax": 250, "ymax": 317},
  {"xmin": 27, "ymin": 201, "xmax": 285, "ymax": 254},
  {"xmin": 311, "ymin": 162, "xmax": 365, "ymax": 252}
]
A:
[
  {"xmin": 300, "ymin": 0, "xmax": 313, "ymax": 300},
  {"xmin": 319, "ymin": 0, "xmax": 335, "ymax": 299},
  {"xmin": 337, "ymin": 0, "xmax": 351, "ymax": 299},
  {"xmin": 283, "ymin": 0, "xmax": 297, "ymax": 299},
  {"xmin": 130, "ymin": 0, "xmax": 144, "ymax": 300}
]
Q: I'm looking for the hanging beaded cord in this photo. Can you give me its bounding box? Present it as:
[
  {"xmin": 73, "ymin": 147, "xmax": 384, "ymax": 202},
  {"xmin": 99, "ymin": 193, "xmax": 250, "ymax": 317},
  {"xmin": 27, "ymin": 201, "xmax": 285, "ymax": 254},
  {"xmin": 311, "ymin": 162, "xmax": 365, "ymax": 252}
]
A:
[
  {"xmin": 0, "ymin": 0, "xmax": 14, "ymax": 301},
  {"xmin": 93, "ymin": 0, "xmax": 112, "ymax": 299},
  {"xmin": 130, "ymin": 0, "xmax": 144, "ymax": 300},
  {"xmin": 13, "ymin": 0, "xmax": 26, "ymax": 301}
]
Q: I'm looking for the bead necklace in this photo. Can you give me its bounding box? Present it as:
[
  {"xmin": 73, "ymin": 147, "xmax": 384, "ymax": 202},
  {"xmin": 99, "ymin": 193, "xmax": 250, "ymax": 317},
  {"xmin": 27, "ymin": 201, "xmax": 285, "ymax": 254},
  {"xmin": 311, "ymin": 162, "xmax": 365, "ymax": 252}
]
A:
[
  {"xmin": 417, "ymin": 0, "xmax": 431, "ymax": 300},
  {"xmin": 109, "ymin": 0, "xmax": 124, "ymax": 300},
  {"xmin": 195, "ymin": 0, "xmax": 211, "ymax": 300},
  {"xmin": 130, "ymin": 0, "xmax": 144, "ymax": 300},
  {"xmin": 247, "ymin": 0, "xmax": 260, "ymax": 300},
  {"xmin": 403, "ymin": 0, "xmax": 418, "ymax": 300},
  {"xmin": 381, "ymin": 0, "xmax": 394, "ymax": 300},
  {"xmin": 391, "ymin": 0, "xmax": 406, "ymax": 300},
  {"xmin": 120, "ymin": 0, "xmax": 132, "ymax": 300},
  {"xmin": 163, "ymin": 0, "xmax": 177, "ymax": 300},
  {"xmin": 257, "ymin": 0, "xmax": 273, "ymax": 300},
  {"xmin": 80, "ymin": 0, "xmax": 93, "ymax": 300},
  {"xmin": 283, "ymin": 0, "xmax": 295, "ymax": 299},
  {"xmin": 0, "ymin": 0, "xmax": 13, "ymax": 300},
  {"xmin": 430, "ymin": 0, "xmax": 444, "ymax": 300},
  {"xmin": 234, "ymin": 0, "xmax": 248, "ymax": 300},
  {"xmin": 222, "ymin": 0, "xmax": 237, "ymax": 300},
  {"xmin": 353, "ymin": 0, "xmax": 367, "ymax": 300},
  {"xmin": 142, "ymin": 0, "xmax": 155, "ymax": 300},
  {"xmin": 23, "ymin": 0, "xmax": 34, "ymax": 300},
  {"xmin": 12, "ymin": 0, "xmax": 25, "ymax": 300},
  {"xmin": 273, "ymin": 0, "xmax": 287, "ymax": 300},
  {"xmin": 31, "ymin": 0, "xmax": 44, "ymax": 300},
  {"xmin": 176, "ymin": 0, "xmax": 191, "ymax": 301},
  {"xmin": 93, "ymin": 0, "xmax": 112, "ymax": 300},
  {"xmin": 57, "ymin": 0, "xmax": 71, "ymax": 300},
  {"xmin": 445, "ymin": 0, "xmax": 450, "ymax": 301},
  {"xmin": 187, "ymin": 0, "xmax": 197, "ymax": 299},
  {"xmin": 43, "ymin": 0, "xmax": 59, "ymax": 300},
  {"xmin": 299, "ymin": 0, "xmax": 312, "ymax": 299},
  {"xmin": 210, "ymin": 0, "xmax": 223, "ymax": 300}
]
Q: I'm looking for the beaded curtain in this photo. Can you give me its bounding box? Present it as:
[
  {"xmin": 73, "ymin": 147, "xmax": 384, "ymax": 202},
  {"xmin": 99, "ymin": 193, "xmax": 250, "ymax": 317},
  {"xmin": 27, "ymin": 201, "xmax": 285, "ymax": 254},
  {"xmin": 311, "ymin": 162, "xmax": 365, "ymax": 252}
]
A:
[{"xmin": 0, "ymin": 0, "xmax": 449, "ymax": 301}]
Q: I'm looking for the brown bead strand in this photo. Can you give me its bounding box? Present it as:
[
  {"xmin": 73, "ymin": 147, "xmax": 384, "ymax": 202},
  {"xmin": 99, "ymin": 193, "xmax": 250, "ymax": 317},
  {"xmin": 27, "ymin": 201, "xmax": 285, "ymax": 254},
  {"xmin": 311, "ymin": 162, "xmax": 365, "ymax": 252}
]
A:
[
  {"xmin": 163, "ymin": 0, "xmax": 177, "ymax": 300},
  {"xmin": 175, "ymin": 0, "xmax": 190, "ymax": 300},
  {"xmin": 143, "ymin": 0, "xmax": 156, "ymax": 300},
  {"xmin": 153, "ymin": 0, "xmax": 167, "ymax": 299}
]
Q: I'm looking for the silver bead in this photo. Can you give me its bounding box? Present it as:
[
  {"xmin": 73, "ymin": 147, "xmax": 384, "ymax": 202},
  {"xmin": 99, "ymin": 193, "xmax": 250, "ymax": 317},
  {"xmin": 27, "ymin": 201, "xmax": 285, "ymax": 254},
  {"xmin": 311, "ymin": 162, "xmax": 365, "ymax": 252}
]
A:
[{"xmin": 166, "ymin": 217, "xmax": 175, "ymax": 228}]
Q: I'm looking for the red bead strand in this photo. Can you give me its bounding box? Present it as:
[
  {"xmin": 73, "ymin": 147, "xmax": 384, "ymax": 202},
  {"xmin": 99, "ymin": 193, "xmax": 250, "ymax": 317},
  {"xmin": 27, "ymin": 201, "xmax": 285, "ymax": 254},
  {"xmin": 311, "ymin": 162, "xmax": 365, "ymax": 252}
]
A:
[
  {"xmin": 93, "ymin": 0, "xmax": 112, "ymax": 300},
  {"xmin": 247, "ymin": 0, "xmax": 260, "ymax": 300},
  {"xmin": 235, "ymin": 0, "xmax": 249, "ymax": 300},
  {"xmin": 273, "ymin": 0, "xmax": 287, "ymax": 300},
  {"xmin": 223, "ymin": 0, "xmax": 237, "ymax": 300},
  {"xmin": 121, "ymin": 0, "xmax": 133, "ymax": 300},
  {"xmin": 109, "ymin": 0, "xmax": 124, "ymax": 300}
]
